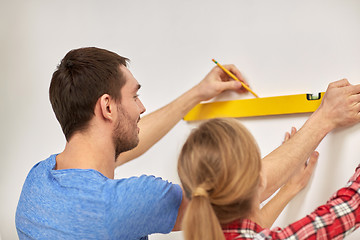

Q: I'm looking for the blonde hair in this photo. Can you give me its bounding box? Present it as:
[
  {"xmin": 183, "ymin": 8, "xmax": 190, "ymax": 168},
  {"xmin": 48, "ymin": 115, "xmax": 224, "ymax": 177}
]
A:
[{"xmin": 178, "ymin": 118, "xmax": 261, "ymax": 240}]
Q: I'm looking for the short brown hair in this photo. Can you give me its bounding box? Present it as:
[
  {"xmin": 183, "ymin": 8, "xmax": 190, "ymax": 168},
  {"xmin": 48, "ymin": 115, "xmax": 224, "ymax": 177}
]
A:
[{"xmin": 49, "ymin": 47, "xmax": 129, "ymax": 141}]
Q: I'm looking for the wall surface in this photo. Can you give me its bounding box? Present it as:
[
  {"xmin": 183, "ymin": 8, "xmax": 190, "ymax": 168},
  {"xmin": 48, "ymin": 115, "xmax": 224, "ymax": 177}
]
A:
[{"xmin": 1, "ymin": 0, "xmax": 360, "ymax": 239}]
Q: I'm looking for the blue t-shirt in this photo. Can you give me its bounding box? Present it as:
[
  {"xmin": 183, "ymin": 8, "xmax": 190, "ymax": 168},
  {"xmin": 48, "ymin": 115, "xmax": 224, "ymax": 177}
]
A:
[{"xmin": 16, "ymin": 154, "xmax": 182, "ymax": 240}]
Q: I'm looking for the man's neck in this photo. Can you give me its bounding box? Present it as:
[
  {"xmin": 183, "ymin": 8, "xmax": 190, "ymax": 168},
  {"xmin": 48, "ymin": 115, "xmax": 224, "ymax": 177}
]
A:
[{"xmin": 55, "ymin": 133, "xmax": 116, "ymax": 179}]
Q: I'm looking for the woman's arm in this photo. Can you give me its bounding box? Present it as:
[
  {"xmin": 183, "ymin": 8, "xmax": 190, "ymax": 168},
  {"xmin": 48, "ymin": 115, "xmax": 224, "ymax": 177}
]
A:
[
  {"xmin": 259, "ymin": 127, "xmax": 319, "ymax": 228},
  {"xmin": 261, "ymin": 79, "xmax": 360, "ymax": 201},
  {"xmin": 260, "ymin": 151, "xmax": 319, "ymax": 228},
  {"xmin": 264, "ymin": 164, "xmax": 360, "ymax": 239}
]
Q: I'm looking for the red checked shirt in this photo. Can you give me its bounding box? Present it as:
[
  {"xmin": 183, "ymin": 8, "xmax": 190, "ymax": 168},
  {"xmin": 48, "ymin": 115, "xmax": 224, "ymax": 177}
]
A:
[{"xmin": 223, "ymin": 165, "xmax": 360, "ymax": 239}]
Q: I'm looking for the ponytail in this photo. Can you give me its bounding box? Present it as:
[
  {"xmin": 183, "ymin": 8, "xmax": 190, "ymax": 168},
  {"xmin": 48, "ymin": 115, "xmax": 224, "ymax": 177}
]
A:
[
  {"xmin": 178, "ymin": 118, "xmax": 261, "ymax": 240},
  {"xmin": 182, "ymin": 194, "xmax": 225, "ymax": 240}
]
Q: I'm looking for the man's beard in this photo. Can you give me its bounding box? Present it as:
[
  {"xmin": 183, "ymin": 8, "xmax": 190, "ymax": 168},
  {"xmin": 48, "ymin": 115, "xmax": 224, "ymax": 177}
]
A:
[{"xmin": 112, "ymin": 107, "xmax": 139, "ymax": 159}]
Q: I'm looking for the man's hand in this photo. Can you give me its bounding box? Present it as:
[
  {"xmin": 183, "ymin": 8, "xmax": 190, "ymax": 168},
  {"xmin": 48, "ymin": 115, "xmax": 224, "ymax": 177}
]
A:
[
  {"xmin": 194, "ymin": 64, "xmax": 250, "ymax": 102},
  {"xmin": 315, "ymin": 79, "xmax": 360, "ymax": 132}
]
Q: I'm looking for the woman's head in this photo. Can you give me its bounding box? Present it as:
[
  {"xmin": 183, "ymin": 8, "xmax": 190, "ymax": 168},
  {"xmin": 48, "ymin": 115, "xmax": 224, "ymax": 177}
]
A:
[{"xmin": 178, "ymin": 118, "xmax": 261, "ymax": 240}]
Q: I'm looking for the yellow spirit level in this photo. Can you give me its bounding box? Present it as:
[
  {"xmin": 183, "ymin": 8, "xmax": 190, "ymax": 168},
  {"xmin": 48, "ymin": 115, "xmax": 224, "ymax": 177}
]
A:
[{"xmin": 184, "ymin": 93, "xmax": 325, "ymax": 121}]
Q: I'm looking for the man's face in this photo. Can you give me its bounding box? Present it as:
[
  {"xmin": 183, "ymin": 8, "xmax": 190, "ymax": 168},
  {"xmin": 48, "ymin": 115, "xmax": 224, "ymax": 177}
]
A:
[{"xmin": 112, "ymin": 66, "xmax": 146, "ymax": 158}]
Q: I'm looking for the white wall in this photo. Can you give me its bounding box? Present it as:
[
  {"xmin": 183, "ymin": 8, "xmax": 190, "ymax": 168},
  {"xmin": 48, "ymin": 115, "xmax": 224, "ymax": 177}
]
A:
[{"xmin": 1, "ymin": 0, "xmax": 360, "ymax": 239}]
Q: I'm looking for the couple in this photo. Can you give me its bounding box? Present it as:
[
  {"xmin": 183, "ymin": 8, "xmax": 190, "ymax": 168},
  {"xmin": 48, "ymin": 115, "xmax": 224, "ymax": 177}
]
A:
[{"xmin": 16, "ymin": 47, "xmax": 360, "ymax": 239}]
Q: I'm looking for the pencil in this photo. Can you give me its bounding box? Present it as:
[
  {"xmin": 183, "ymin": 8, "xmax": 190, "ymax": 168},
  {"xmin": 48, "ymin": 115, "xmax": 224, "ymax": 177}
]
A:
[{"xmin": 212, "ymin": 59, "xmax": 259, "ymax": 98}]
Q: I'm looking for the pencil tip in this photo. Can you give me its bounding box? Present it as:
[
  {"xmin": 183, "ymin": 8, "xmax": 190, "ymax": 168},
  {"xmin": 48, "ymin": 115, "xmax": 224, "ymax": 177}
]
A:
[{"xmin": 212, "ymin": 59, "xmax": 217, "ymax": 64}]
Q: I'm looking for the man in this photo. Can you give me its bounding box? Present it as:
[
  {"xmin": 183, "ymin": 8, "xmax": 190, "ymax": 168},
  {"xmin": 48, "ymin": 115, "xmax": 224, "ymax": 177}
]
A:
[
  {"xmin": 16, "ymin": 47, "xmax": 360, "ymax": 239},
  {"xmin": 15, "ymin": 47, "xmax": 246, "ymax": 239}
]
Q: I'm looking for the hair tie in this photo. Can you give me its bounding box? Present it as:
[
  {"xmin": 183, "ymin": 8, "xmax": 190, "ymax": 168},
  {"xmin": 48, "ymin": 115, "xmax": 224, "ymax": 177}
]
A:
[{"xmin": 192, "ymin": 187, "xmax": 208, "ymax": 198}]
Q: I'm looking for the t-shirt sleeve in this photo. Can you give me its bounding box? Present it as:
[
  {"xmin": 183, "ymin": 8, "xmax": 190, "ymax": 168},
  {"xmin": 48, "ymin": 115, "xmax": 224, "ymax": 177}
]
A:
[{"xmin": 105, "ymin": 175, "xmax": 182, "ymax": 238}]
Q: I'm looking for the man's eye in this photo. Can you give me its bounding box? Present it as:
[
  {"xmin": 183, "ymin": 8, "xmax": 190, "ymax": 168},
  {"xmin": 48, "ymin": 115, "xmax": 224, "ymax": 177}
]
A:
[{"xmin": 134, "ymin": 95, "xmax": 139, "ymax": 99}]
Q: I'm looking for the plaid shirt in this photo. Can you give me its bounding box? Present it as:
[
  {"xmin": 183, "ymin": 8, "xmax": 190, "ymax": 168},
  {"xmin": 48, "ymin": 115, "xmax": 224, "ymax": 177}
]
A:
[{"xmin": 223, "ymin": 165, "xmax": 360, "ymax": 239}]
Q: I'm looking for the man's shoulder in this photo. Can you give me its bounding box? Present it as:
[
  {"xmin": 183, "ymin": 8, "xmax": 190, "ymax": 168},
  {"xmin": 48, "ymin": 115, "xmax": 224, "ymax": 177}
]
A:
[
  {"xmin": 24, "ymin": 154, "xmax": 56, "ymax": 179},
  {"xmin": 110, "ymin": 174, "xmax": 179, "ymax": 193},
  {"xmin": 106, "ymin": 175, "xmax": 183, "ymax": 235},
  {"xmin": 107, "ymin": 175, "xmax": 182, "ymax": 205}
]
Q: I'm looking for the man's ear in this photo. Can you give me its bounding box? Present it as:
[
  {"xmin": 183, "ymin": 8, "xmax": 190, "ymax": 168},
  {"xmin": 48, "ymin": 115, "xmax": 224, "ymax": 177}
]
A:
[{"xmin": 99, "ymin": 94, "xmax": 115, "ymax": 121}]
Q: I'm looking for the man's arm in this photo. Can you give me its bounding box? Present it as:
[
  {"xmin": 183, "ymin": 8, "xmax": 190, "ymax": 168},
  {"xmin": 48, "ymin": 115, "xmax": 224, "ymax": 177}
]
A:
[
  {"xmin": 172, "ymin": 187, "xmax": 189, "ymax": 231},
  {"xmin": 116, "ymin": 64, "xmax": 248, "ymax": 166},
  {"xmin": 261, "ymin": 79, "xmax": 360, "ymax": 201}
]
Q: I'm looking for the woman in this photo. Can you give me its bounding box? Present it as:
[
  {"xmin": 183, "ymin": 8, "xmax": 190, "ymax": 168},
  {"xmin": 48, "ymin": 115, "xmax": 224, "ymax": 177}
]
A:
[{"xmin": 177, "ymin": 118, "xmax": 360, "ymax": 239}]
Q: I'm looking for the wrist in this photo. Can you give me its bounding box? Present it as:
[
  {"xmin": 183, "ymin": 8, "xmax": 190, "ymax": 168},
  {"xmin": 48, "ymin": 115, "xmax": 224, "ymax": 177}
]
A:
[
  {"xmin": 191, "ymin": 83, "xmax": 208, "ymax": 103},
  {"xmin": 304, "ymin": 108, "xmax": 334, "ymax": 139},
  {"xmin": 177, "ymin": 85, "xmax": 204, "ymax": 117}
]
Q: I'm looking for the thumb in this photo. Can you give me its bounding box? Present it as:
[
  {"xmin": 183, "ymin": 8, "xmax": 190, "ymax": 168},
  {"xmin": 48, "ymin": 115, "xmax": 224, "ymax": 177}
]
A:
[
  {"xmin": 221, "ymin": 80, "xmax": 242, "ymax": 91},
  {"xmin": 305, "ymin": 151, "xmax": 319, "ymax": 172}
]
